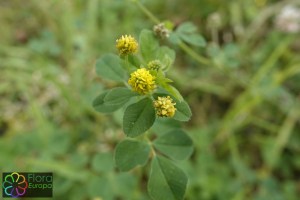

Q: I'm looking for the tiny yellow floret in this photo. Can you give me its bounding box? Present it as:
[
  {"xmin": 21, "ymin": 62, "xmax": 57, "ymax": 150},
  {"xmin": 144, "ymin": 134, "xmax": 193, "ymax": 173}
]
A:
[
  {"xmin": 116, "ymin": 35, "xmax": 138, "ymax": 55},
  {"xmin": 128, "ymin": 68, "xmax": 156, "ymax": 94},
  {"xmin": 154, "ymin": 96, "xmax": 176, "ymax": 117}
]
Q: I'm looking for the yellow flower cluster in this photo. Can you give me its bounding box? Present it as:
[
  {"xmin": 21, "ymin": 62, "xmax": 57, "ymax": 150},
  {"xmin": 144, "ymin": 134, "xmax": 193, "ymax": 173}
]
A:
[
  {"xmin": 116, "ymin": 35, "xmax": 138, "ymax": 55},
  {"xmin": 128, "ymin": 68, "xmax": 156, "ymax": 94},
  {"xmin": 154, "ymin": 96, "xmax": 176, "ymax": 117}
]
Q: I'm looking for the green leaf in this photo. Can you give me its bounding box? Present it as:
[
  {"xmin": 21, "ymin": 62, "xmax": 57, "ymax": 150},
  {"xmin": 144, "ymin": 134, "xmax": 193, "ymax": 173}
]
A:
[
  {"xmin": 153, "ymin": 129, "xmax": 193, "ymax": 160},
  {"xmin": 153, "ymin": 83, "xmax": 183, "ymax": 102},
  {"xmin": 139, "ymin": 29, "xmax": 159, "ymax": 62},
  {"xmin": 96, "ymin": 53, "xmax": 126, "ymax": 81},
  {"xmin": 91, "ymin": 152, "xmax": 114, "ymax": 173},
  {"xmin": 162, "ymin": 84, "xmax": 184, "ymax": 102},
  {"xmin": 173, "ymin": 98, "xmax": 192, "ymax": 122},
  {"xmin": 168, "ymin": 32, "xmax": 181, "ymax": 45},
  {"xmin": 148, "ymin": 156, "xmax": 188, "ymax": 200},
  {"xmin": 48, "ymin": 131, "xmax": 70, "ymax": 156},
  {"xmin": 93, "ymin": 91, "xmax": 123, "ymax": 113},
  {"xmin": 156, "ymin": 46, "xmax": 176, "ymax": 70},
  {"xmin": 114, "ymin": 173, "xmax": 138, "ymax": 199},
  {"xmin": 87, "ymin": 176, "xmax": 113, "ymax": 200},
  {"xmin": 114, "ymin": 139, "xmax": 151, "ymax": 171},
  {"xmin": 128, "ymin": 55, "xmax": 141, "ymax": 70},
  {"xmin": 104, "ymin": 87, "xmax": 138, "ymax": 105},
  {"xmin": 93, "ymin": 88, "xmax": 137, "ymax": 113},
  {"xmin": 176, "ymin": 21, "xmax": 206, "ymax": 47},
  {"xmin": 152, "ymin": 118, "xmax": 181, "ymax": 137},
  {"xmin": 69, "ymin": 152, "xmax": 89, "ymax": 168},
  {"xmin": 179, "ymin": 33, "xmax": 206, "ymax": 47},
  {"xmin": 176, "ymin": 22, "xmax": 197, "ymax": 34},
  {"xmin": 123, "ymin": 98, "xmax": 156, "ymax": 137}
]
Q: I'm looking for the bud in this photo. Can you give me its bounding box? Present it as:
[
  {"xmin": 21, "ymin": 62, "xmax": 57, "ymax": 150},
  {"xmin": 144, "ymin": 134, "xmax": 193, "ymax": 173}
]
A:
[
  {"xmin": 147, "ymin": 60, "xmax": 162, "ymax": 71},
  {"xmin": 153, "ymin": 23, "xmax": 170, "ymax": 39},
  {"xmin": 207, "ymin": 12, "xmax": 222, "ymax": 30}
]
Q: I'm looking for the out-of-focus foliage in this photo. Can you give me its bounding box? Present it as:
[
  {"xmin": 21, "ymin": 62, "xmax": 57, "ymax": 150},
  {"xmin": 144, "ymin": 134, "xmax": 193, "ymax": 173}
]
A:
[{"xmin": 0, "ymin": 0, "xmax": 299, "ymax": 199}]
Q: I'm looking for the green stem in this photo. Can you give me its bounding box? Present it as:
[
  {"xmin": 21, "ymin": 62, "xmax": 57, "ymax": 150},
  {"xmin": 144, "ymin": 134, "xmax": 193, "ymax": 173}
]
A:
[
  {"xmin": 268, "ymin": 104, "xmax": 299, "ymax": 170},
  {"xmin": 125, "ymin": 55, "xmax": 130, "ymax": 70},
  {"xmin": 178, "ymin": 42, "xmax": 211, "ymax": 66},
  {"xmin": 134, "ymin": 1, "xmax": 160, "ymax": 24},
  {"xmin": 250, "ymin": 37, "xmax": 292, "ymax": 87},
  {"xmin": 142, "ymin": 130, "xmax": 156, "ymax": 157},
  {"xmin": 123, "ymin": 55, "xmax": 131, "ymax": 87},
  {"xmin": 248, "ymin": 116, "xmax": 279, "ymax": 133},
  {"xmin": 211, "ymin": 28, "xmax": 219, "ymax": 46},
  {"xmin": 275, "ymin": 64, "xmax": 300, "ymax": 84}
]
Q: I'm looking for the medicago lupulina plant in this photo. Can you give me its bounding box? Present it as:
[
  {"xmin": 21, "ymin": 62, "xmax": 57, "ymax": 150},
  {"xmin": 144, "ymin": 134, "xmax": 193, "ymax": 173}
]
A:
[{"xmin": 93, "ymin": 29, "xmax": 193, "ymax": 200}]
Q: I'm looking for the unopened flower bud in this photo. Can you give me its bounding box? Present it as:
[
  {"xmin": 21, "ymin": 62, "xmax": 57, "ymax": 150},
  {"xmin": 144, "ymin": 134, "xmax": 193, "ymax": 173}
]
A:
[
  {"xmin": 147, "ymin": 60, "xmax": 162, "ymax": 71},
  {"xmin": 153, "ymin": 23, "xmax": 170, "ymax": 39}
]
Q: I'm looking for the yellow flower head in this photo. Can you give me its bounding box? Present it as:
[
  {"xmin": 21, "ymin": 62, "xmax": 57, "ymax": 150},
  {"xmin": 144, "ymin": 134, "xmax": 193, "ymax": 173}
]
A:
[
  {"xmin": 128, "ymin": 68, "xmax": 156, "ymax": 94},
  {"xmin": 154, "ymin": 96, "xmax": 176, "ymax": 117},
  {"xmin": 116, "ymin": 35, "xmax": 138, "ymax": 55}
]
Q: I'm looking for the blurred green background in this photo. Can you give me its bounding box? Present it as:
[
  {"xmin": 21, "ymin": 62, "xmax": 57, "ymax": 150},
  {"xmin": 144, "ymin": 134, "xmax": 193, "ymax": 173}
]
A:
[{"xmin": 1, "ymin": 0, "xmax": 300, "ymax": 199}]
